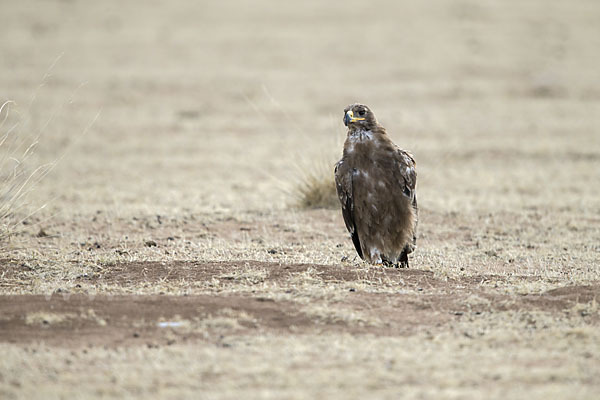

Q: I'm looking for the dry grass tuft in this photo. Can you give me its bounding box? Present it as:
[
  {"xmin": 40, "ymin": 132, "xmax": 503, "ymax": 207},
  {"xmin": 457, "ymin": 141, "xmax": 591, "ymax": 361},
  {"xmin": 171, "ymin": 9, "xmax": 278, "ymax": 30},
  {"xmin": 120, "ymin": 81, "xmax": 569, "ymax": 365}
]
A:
[
  {"xmin": 294, "ymin": 162, "xmax": 339, "ymax": 209},
  {"xmin": 0, "ymin": 101, "xmax": 52, "ymax": 246}
]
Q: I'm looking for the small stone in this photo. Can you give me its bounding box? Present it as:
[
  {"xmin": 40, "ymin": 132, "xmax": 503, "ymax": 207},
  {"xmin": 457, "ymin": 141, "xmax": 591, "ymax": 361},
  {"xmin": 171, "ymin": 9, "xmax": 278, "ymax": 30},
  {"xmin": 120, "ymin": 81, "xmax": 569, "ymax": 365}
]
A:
[
  {"xmin": 36, "ymin": 228, "xmax": 49, "ymax": 238},
  {"xmin": 145, "ymin": 240, "xmax": 157, "ymax": 247}
]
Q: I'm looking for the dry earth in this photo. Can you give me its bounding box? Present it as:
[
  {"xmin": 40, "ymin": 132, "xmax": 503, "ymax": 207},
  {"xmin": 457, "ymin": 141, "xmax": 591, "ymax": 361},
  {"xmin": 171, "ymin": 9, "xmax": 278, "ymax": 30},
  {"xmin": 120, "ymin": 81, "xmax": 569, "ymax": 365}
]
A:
[{"xmin": 1, "ymin": 0, "xmax": 600, "ymax": 399}]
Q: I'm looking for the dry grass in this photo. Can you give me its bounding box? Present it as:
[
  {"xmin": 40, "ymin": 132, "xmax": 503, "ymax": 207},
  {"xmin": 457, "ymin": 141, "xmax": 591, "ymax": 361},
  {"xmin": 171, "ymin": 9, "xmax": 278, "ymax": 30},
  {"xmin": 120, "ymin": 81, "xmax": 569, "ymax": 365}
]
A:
[
  {"xmin": 1, "ymin": 321, "xmax": 598, "ymax": 399},
  {"xmin": 294, "ymin": 163, "xmax": 339, "ymax": 209},
  {"xmin": 0, "ymin": 100, "xmax": 59, "ymax": 247},
  {"xmin": 0, "ymin": 0, "xmax": 599, "ymax": 399},
  {"xmin": 0, "ymin": 101, "xmax": 37, "ymax": 242}
]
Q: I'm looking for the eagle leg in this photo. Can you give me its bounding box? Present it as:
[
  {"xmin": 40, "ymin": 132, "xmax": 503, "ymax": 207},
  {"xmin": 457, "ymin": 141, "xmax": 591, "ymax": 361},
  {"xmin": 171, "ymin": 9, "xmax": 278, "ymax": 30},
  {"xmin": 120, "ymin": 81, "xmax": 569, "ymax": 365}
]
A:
[{"xmin": 397, "ymin": 250, "xmax": 410, "ymax": 269}]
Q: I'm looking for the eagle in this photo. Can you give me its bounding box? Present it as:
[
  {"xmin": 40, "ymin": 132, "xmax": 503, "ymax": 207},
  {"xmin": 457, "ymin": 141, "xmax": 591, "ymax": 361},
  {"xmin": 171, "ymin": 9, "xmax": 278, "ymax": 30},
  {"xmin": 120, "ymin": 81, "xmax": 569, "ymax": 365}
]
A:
[{"xmin": 334, "ymin": 103, "xmax": 418, "ymax": 267}]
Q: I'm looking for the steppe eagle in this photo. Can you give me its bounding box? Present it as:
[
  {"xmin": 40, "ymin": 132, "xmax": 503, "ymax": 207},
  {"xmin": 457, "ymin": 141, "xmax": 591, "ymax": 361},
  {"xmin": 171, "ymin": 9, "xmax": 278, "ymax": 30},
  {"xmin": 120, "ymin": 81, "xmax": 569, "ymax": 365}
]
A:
[{"xmin": 334, "ymin": 103, "xmax": 418, "ymax": 267}]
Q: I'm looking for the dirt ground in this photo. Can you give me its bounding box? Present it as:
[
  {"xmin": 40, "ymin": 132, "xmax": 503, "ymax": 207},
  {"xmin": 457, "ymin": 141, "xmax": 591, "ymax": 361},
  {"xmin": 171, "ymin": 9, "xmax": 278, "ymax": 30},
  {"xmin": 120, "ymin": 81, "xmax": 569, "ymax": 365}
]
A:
[{"xmin": 1, "ymin": 0, "xmax": 600, "ymax": 399}]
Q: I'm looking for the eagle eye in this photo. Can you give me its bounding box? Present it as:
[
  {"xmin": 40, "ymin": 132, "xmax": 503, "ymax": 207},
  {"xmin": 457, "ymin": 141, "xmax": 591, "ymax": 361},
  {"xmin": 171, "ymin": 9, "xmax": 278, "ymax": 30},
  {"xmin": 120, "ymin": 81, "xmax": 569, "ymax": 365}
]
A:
[{"xmin": 358, "ymin": 109, "xmax": 366, "ymax": 117}]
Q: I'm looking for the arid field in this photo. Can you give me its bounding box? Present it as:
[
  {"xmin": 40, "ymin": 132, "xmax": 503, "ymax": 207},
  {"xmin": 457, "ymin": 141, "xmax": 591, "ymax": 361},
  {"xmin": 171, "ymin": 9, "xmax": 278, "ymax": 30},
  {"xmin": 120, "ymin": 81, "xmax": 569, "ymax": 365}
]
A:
[{"xmin": 1, "ymin": 0, "xmax": 599, "ymax": 398}]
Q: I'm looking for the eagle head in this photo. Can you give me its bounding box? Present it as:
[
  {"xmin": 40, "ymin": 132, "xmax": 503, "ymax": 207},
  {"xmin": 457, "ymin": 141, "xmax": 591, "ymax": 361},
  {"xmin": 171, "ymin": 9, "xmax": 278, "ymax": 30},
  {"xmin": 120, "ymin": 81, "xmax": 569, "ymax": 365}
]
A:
[{"xmin": 343, "ymin": 103, "xmax": 378, "ymax": 131}]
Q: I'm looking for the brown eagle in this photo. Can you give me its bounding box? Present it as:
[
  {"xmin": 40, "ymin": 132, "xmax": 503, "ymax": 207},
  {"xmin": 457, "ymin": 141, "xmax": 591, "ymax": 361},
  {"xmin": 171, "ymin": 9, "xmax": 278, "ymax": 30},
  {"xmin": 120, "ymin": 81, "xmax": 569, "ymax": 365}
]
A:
[{"xmin": 334, "ymin": 103, "xmax": 418, "ymax": 267}]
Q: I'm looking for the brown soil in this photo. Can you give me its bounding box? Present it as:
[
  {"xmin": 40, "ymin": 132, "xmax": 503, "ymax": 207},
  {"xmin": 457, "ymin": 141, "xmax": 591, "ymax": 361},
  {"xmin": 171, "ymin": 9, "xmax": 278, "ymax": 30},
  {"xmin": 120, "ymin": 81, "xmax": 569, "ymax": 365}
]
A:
[{"xmin": 1, "ymin": 261, "xmax": 597, "ymax": 348}]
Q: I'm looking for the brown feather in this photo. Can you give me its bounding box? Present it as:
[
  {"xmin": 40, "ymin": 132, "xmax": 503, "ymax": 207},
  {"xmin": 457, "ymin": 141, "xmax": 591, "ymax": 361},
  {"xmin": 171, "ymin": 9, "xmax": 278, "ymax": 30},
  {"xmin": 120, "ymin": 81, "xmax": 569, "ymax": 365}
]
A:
[{"xmin": 334, "ymin": 104, "xmax": 418, "ymax": 266}]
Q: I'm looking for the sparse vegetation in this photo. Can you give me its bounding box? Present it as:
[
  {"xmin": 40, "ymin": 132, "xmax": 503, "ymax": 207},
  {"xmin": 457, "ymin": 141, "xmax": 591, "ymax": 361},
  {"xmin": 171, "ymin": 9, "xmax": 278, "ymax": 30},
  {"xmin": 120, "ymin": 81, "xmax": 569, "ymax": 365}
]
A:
[
  {"xmin": 294, "ymin": 161, "xmax": 339, "ymax": 209},
  {"xmin": 0, "ymin": 104, "xmax": 29, "ymax": 243},
  {"xmin": 1, "ymin": 0, "xmax": 599, "ymax": 399},
  {"xmin": 0, "ymin": 101, "xmax": 52, "ymax": 246}
]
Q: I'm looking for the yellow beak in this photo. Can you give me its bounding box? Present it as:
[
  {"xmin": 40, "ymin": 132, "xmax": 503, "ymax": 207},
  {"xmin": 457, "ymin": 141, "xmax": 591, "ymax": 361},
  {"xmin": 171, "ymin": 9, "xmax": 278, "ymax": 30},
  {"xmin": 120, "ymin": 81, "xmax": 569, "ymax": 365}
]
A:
[{"xmin": 344, "ymin": 110, "xmax": 366, "ymax": 126}]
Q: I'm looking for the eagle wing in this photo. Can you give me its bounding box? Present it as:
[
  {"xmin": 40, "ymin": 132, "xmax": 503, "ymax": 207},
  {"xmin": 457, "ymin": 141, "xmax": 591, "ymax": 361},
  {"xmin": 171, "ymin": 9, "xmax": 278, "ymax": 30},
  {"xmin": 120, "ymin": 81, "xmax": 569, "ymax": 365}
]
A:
[
  {"xmin": 334, "ymin": 160, "xmax": 363, "ymax": 259},
  {"xmin": 396, "ymin": 148, "xmax": 417, "ymax": 200},
  {"xmin": 396, "ymin": 148, "xmax": 418, "ymax": 246}
]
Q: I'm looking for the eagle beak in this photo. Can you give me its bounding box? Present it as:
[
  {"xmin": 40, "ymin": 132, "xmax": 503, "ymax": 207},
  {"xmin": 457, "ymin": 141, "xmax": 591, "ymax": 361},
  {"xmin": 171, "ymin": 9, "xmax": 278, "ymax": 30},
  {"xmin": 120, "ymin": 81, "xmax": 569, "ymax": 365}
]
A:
[
  {"xmin": 344, "ymin": 111, "xmax": 351, "ymax": 126},
  {"xmin": 344, "ymin": 110, "xmax": 365, "ymax": 126}
]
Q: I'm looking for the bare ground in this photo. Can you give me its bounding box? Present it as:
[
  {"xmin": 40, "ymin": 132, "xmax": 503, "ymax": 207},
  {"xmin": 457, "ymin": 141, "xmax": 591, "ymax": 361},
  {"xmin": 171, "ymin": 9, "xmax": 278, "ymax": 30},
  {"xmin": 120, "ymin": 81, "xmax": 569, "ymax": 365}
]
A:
[
  {"xmin": 1, "ymin": 261, "xmax": 598, "ymax": 348},
  {"xmin": 1, "ymin": 0, "xmax": 600, "ymax": 398}
]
